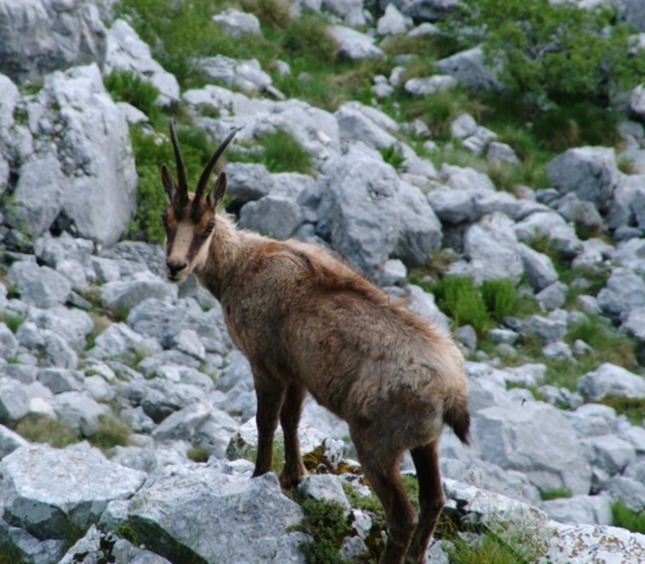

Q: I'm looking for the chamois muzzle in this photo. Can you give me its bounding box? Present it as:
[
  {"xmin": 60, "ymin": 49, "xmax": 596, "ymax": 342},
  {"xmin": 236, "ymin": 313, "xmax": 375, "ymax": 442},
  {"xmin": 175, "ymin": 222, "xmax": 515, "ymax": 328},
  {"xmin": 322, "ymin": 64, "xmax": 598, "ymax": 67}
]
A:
[{"xmin": 165, "ymin": 259, "xmax": 187, "ymax": 281}]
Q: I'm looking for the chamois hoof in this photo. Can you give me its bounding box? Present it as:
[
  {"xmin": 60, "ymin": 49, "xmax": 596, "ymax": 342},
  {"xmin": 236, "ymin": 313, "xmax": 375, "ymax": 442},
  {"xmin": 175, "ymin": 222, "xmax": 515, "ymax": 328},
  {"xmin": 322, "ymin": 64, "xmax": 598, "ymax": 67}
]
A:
[{"xmin": 279, "ymin": 469, "xmax": 305, "ymax": 491}]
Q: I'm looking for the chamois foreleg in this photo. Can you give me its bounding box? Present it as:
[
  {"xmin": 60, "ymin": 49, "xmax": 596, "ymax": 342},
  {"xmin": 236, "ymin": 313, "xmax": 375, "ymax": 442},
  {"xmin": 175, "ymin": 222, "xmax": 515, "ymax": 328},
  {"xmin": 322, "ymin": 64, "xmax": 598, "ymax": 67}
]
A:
[
  {"xmin": 252, "ymin": 378, "xmax": 286, "ymax": 478},
  {"xmin": 278, "ymin": 382, "xmax": 308, "ymax": 490},
  {"xmin": 355, "ymin": 441, "xmax": 418, "ymax": 564},
  {"xmin": 405, "ymin": 441, "xmax": 444, "ymax": 564}
]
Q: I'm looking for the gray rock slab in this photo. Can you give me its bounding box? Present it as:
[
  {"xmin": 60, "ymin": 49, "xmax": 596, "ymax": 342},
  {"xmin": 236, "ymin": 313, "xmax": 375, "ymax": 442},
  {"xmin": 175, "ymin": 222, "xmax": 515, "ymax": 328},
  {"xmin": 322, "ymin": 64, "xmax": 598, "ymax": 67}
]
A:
[
  {"xmin": 0, "ymin": 518, "xmax": 66, "ymax": 564},
  {"xmin": 39, "ymin": 64, "xmax": 138, "ymax": 246},
  {"xmin": 239, "ymin": 195, "xmax": 304, "ymax": 240},
  {"xmin": 0, "ymin": 424, "xmax": 29, "ymax": 460},
  {"xmin": 540, "ymin": 494, "xmax": 612, "ymax": 526},
  {"xmin": 101, "ymin": 270, "xmax": 177, "ymax": 312},
  {"xmin": 404, "ymin": 75, "xmax": 458, "ymax": 95},
  {"xmin": 152, "ymin": 402, "xmax": 213, "ymax": 442},
  {"xmin": 518, "ymin": 243, "xmax": 558, "ymax": 292},
  {"xmin": 49, "ymin": 391, "xmax": 110, "ymax": 437},
  {"xmin": 546, "ymin": 146, "xmax": 619, "ymax": 211},
  {"xmin": 88, "ymin": 322, "xmax": 161, "ymax": 363},
  {"xmin": 128, "ymin": 468, "xmax": 307, "ymax": 563},
  {"xmin": 0, "ymin": 0, "xmax": 106, "ymax": 84},
  {"xmin": 1, "ymin": 444, "xmax": 146, "ymax": 540},
  {"xmin": 583, "ymin": 434, "xmax": 636, "ymax": 476},
  {"xmin": 6, "ymin": 260, "xmax": 71, "ymax": 309},
  {"xmin": 0, "ymin": 378, "xmax": 29, "ymax": 425},
  {"xmin": 472, "ymin": 401, "xmax": 592, "ymax": 495},
  {"xmin": 578, "ymin": 363, "xmax": 645, "ymax": 401},
  {"xmin": 330, "ymin": 26, "xmax": 385, "ymax": 60},
  {"xmin": 37, "ymin": 368, "xmax": 84, "ymax": 394},
  {"xmin": 434, "ymin": 46, "xmax": 502, "ymax": 92},
  {"xmin": 603, "ymin": 476, "xmax": 645, "ymax": 513},
  {"xmin": 597, "ymin": 267, "xmax": 645, "ymax": 322},
  {"xmin": 298, "ymin": 474, "xmax": 351, "ymax": 514},
  {"xmin": 213, "ymin": 8, "xmax": 261, "ymax": 37},
  {"xmin": 0, "ymin": 322, "xmax": 17, "ymax": 359}
]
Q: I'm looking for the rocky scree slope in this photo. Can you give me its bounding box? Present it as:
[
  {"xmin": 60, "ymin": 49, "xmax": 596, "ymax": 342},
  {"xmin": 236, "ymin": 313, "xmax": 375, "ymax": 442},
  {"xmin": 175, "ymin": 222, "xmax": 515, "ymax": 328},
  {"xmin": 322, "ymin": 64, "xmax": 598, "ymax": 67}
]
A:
[{"xmin": 1, "ymin": 0, "xmax": 645, "ymax": 563}]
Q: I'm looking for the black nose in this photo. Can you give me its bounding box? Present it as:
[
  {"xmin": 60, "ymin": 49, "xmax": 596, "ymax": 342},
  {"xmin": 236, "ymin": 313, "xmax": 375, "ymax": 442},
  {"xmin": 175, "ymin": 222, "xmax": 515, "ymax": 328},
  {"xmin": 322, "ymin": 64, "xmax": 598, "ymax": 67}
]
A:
[{"xmin": 166, "ymin": 260, "xmax": 187, "ymax": 275}]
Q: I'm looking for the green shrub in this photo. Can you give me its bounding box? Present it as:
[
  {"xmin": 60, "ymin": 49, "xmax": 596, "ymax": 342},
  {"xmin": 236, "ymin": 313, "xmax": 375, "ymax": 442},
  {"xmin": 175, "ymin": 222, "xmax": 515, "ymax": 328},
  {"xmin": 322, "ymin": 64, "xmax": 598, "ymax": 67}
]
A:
[
  {"xmin": 15, "ymin": 417, "xmax": 78, "ymax": 448},
  {"xmin": 612, "ymin": 501, "xmax": 645, "ymax": 534},
  {"xmin": 481, "ymin": 279, "xmax": 517, "ymax": 322},
  {"xmin": 453, "ymin": 0, "xmax": 645, "ymax": 105},
  {"xmin": 104, "ymin": 69, "xmax": 161, "ymax": 121},
  {"xmin": 187, "ymin": 446, "xmax": 211, "ymax": 463},
  {"xmin": 432, "ymin": 276, "xmax": 492, "ymax": 335}
]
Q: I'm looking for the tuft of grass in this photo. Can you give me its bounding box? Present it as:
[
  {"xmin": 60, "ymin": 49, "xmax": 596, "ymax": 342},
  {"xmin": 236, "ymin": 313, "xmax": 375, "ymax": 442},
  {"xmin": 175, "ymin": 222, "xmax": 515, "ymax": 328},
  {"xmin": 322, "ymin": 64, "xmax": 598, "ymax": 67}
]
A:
[
  {"xmin": 481, "ymin": 279, "xmax": 517, "ymax": 323},
  {"xmin": 0, "ymin": 544, "xmax": 26, "ymax": 564},
  {"xmin": 188, "ymin": 446, "xmax": 211, "ymax": 463},
  {"xmin": 432, "ymin": 276, "xmax": 492, "ymax": 336},
  {"xmin": 565, "ymin": 316, "xmax": 637, "ymax": 370},
  {"xmin": 379, "ymin": 144, "xmax": 405, "ymax": 170},
  {"xmin": 290, "ymin": 494, "xmax": 353, "ymax": 564},
  {"xmin": 280, "ymin": 15, "xmax": 337, "ymax": 65},
  {"xmin": 0, "ymin": 311, "xmax": 25, "ymax": 334},
  {"xmin": 258, "ymin": 129, "xmax": 312, "ymax": 174},
  {"xmin": 540, "ymin": 488, "xmax": 572, "ymax": 501},
  {"xmin": 612, "ymin": 501, "xmax": 645, "ymax": 534},
  {"xmin": 14, "ymin": 416, "xmax": 78, "ymax": 448},
  {"xmin": 89, "ymin": 415, "xmax": 131, "ymax": 450},
  {"xmin": 104, "ymin": 69, "xmax": 161, "ymax": 121},
  {"xmin": 408, "ymin": 250, "xmax": 457, "ymax": 285}
]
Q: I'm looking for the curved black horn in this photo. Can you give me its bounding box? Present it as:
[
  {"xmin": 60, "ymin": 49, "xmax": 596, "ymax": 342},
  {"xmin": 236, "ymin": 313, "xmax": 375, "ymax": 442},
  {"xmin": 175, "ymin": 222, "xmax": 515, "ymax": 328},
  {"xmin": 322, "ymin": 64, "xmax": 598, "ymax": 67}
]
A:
[
  {"xmin": 194, "ymin": 128, "xmax": 239, "ymax": 205},
  {"xmin": 169, "ymin": 119, "xmax": 188, "ymax": 203}
]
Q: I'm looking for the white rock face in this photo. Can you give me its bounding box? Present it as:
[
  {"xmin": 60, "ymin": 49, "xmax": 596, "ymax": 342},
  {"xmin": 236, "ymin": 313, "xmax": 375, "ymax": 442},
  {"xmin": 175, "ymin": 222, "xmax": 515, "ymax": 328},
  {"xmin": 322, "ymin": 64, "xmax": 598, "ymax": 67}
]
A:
[{"xmin": 0, "ymin": 0, "xmax": 107, "ymax": 84}]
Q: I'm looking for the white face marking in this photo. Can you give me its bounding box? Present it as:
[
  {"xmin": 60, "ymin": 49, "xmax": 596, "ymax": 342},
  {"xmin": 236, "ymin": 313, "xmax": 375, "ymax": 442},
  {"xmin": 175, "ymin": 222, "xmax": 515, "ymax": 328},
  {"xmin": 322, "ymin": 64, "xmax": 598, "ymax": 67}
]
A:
[{"xmin": 165, "ymin": 222, "xmax": 214, "ymax": 284}]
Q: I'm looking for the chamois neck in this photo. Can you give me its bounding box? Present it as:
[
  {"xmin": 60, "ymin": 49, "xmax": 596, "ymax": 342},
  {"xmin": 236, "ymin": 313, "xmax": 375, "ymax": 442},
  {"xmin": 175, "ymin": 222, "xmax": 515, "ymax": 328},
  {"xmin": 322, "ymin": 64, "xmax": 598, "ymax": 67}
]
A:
[{"xmin": 193, "ymin": 213, "xmax": 247, "ymax": 300}]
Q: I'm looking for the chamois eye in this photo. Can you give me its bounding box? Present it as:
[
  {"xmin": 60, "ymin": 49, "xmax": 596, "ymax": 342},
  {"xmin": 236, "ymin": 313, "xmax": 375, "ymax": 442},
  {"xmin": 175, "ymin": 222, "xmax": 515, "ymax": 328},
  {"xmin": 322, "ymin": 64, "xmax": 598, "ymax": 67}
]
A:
[{"xmin": 161, "ymin": 211, "xmax": 168, "ymax": 225}]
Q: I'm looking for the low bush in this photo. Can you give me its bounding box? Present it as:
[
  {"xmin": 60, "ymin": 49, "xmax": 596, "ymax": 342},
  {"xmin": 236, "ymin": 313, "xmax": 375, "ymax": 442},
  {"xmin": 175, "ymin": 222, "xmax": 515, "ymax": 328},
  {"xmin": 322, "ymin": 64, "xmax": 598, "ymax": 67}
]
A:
[{"xmin": 481, "ymin": 279, "xmax": 517, "ymax": 323}]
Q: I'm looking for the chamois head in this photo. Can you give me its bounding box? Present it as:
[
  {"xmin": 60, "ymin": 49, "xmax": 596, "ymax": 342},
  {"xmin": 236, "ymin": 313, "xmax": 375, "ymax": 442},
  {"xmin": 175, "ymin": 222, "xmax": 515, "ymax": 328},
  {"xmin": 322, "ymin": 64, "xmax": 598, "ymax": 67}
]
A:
[{"xmin": 160, "ymin": 119, "xmax": 237, "ymax": 283}]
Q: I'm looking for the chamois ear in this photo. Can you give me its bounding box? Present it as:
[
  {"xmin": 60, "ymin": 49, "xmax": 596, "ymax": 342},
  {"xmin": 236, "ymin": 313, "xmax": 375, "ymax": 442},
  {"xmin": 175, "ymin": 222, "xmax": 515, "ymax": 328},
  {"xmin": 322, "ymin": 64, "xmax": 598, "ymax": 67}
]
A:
[
  {"xmin": 208, "ymin": 172, "xmax": 228, "ymax": 210},
  {"xmin": 161, "ymin": 164, "xmax": 177, "ymax": 202}
]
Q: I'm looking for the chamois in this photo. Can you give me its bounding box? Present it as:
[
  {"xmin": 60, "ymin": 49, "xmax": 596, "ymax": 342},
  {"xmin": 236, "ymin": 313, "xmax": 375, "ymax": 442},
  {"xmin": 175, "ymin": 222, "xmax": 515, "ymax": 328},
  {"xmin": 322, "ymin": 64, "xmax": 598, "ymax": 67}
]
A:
[{"xmin": 160, "ymin": 119, "xmax": 470, "ymax": 564}]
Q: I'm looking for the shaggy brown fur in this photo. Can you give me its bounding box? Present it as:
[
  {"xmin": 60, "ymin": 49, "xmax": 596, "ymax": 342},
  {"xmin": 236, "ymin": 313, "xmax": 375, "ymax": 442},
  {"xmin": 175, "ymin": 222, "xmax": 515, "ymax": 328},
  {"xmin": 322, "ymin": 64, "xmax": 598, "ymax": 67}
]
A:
[{"xmin": 161, "ymin": 121, "xmax": 470, "ymax": 564}]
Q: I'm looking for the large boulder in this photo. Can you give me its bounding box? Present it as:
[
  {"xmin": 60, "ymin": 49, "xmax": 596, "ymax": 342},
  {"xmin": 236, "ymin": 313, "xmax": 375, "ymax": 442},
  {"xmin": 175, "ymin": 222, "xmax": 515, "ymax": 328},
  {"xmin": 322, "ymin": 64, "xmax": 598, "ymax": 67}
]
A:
[
  {"xmin": 472, "ymin": 401, "xmax": 592, "ymax": 495},
  {"xmin": 316, "ymin": 144, "xmax": 440, "ymax": 276},
  {"xmin": 577, "ymin": 363, "xmax": 645, "ymax": 402},
  {"xmin": 545, "ymin": 147, "xmax": 620, "ymax": 211},
  {"xmin": 0, "ymin": 0, "xmax": 107, "ymax": 85},
  {"xmin": 127, "ymin": 468, "xmax": 308, "ymax": 563},
  {"xmin": 2, "ymin": 64, "xmax": 137, "ymax": 246},
  {"xmin": 434, "ymin": 46, "xmax": 502, "ymax": 92},
  {"xmin": 0, "ymin": 444, "xmax": 146, "ymax": 540}
]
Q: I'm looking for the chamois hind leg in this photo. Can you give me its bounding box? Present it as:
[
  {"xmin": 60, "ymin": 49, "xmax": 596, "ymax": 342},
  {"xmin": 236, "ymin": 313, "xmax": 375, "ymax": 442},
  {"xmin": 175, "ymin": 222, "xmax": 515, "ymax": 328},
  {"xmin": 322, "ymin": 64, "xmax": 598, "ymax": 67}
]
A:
[
  {"xmin": 404, "ymin": 441, "xmax": 445, "ymax": 564},
  {"xmin": 252, "ymin": 378, "xmax": 286, "ymax": 478},
  {"xmin": 279, "ymin": 382, "xmax": 308, "ymax": 490},
  {"xmin": 355, "ymin": 443, "xmax": 418, "ymax": 564}
]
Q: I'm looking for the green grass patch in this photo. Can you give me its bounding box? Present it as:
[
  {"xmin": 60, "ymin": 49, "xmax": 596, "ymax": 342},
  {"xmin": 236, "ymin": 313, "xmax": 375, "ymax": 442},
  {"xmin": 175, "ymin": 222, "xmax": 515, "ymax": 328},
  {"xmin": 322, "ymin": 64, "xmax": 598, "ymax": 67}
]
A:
[
  {"xmin": 379, "ymin": 144, "xmax": 405, "ymax": 170},
  {"xmin": 15, "ymin": 416, "xmax": 79, "ymax": 448},
  {"xmin": 433, "ymin": 276, "xmax": 491, "ymax": 334},
  {"xmin": 481, "ymin": 279, "xmax": 517, "ymax": 323},
  {"xmin": 89, "ymin": 415, "xmax": 131, "ymax": 450},
  {"xmin": 612, "ymin": 501, "xmax": 645, "ymax": 534},
  {"xmin": 258, "ymin": 129, "xmax": 313, "ymax": 174},
  {"xmin": 104, "ymin": 69, "xmax": 161, "ymax": 121},
  {"xmin": 0, "ymin": 310, "xmax": 25, "ymax": 334},
  {"xmin": 188, "ymin": 446, "xmax": 211, "ymax": 463},
  {"xmin": 408, "ymin": 250, "xmax": 456, "ymax": 285},
  {"xmin": 540, "ymin": 488, "xmax": 572, "ymax": 501},
  {"xmin": 290, "ymin": 494, "xmax": 353, "ymax": 564},
  {"xmin": 599, "ymin": 397, "xmax": 645, "ymax": 427}
]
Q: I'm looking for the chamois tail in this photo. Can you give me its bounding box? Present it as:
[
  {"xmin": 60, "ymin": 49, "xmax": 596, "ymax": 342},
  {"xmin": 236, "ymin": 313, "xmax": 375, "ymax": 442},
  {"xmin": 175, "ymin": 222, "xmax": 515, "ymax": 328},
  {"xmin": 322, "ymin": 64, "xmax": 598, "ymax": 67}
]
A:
[{"xmin": 444, "ymin": 395, "xmax": 471, "ymax": 446}]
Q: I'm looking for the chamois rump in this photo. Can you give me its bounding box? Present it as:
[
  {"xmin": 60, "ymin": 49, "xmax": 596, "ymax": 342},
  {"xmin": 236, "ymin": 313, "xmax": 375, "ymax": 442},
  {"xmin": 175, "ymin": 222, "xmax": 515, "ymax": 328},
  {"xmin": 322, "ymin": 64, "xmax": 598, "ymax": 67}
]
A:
[{"xmin": 160, "ymin": 119, "xmax": 470, "ymax": 564}]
